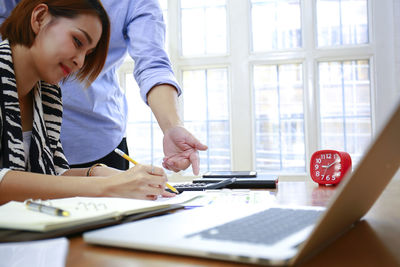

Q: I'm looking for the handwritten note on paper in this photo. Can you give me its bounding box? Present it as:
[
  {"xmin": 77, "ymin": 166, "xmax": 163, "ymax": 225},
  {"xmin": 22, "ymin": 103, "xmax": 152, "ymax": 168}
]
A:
[
  {"xmin": 158, "ymin": 189, "xmax": 275, "ymax": 207},
  {"xmin": 0, "ymin": 237, "xmax": 69, "ymax": 267},
  {"xmin": 0, "ymin": 197, "xmax": 172, "ymax": 232}
]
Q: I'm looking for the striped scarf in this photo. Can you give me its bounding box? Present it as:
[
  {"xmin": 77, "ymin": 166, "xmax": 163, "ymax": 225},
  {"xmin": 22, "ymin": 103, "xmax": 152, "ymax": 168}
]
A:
[{"xmin": 0, "ymin": 39, "xmax": 69, "ymax": 175}]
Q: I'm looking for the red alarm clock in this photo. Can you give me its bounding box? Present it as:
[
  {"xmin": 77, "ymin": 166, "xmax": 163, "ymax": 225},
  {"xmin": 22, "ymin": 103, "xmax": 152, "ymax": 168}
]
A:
[{"xmin": 310, "ymin": 150, "xmax": 352, "ymax": 185}]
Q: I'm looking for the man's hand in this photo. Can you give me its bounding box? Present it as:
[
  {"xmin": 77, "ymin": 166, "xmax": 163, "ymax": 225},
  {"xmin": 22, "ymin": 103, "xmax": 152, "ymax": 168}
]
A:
[{"xmin": 162, "ymin": 126, "xmax": 208, "ymax": 175}]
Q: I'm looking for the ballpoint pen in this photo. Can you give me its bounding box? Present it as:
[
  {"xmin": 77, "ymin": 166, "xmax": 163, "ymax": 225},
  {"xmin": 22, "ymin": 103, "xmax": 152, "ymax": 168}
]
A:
[
  {"xmin": 114, "ymin": 148, "xmax": 180, "ymax": 194},
  {"xmin": 24, "ymin": 199, "xmax": 70, "ymax": 217}
]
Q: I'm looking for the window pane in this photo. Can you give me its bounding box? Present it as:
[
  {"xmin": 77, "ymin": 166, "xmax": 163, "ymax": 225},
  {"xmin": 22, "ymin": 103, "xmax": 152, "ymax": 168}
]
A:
[
  {"xmin": 125, "ymin": 73, "xmax": 164, "ymax": 167},
  {"xmin": 182, "ymin": 68, "xmax": 230, "ymax": 171},
  {"xmin": 254, "ymin": 64, "xmax": 305, "ymax": 173},
  {"xmin": 158, "ymin": 0, "xmax": 167, "ymax": 9},
  {"xmin": 158, "ymin": 0, "xmax": 169, "ymax": 52},
  {"xmin": 181, "ymin": 0, "xmax": 227, "ymax": 56},
  {"xmin": 251, "ymin": 0, "xmax": 302, "ymax": 52},
  {"xmin": 317, "ymin": 0, "xmax": 368, "ymax": 47},
  {"xmin": 319, "ymin": 60, "xmax": 372, "ymax": 165}
]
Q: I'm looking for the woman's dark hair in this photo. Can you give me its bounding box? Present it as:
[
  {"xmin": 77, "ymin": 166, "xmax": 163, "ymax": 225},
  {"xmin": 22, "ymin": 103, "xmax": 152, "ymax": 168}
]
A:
[{"xmin": 0, "ymin": 0, "xmax": 110, "ymax": 85}]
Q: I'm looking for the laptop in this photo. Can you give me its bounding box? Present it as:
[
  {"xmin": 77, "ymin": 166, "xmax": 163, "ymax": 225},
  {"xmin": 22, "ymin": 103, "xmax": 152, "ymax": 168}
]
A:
[{"xmin": 84, "ymin": 99, "xmax": 400, "ymax": 266}]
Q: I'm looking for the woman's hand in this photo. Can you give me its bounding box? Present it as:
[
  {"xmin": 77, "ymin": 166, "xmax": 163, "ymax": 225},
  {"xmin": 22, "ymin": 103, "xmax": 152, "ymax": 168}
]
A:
[{"xmin": 100, "ymin": 164, "xmax": 176, "ymax": 200}]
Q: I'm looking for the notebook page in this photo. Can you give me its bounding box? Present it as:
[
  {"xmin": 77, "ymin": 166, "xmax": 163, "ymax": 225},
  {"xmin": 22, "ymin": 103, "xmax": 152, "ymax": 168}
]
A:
[{"xmin": 0, "ymin": 197, "xmax": 170, "ymax": 232}]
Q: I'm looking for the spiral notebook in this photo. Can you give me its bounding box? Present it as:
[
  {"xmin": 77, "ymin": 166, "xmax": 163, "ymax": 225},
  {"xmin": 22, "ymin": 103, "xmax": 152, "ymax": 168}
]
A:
[{"xmin": 0, "ymin": 197, "xmax": 174, "ymax": 232}]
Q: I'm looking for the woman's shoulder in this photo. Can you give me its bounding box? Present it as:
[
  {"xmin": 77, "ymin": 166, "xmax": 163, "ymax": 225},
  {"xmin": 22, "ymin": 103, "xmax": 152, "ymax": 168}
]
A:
[
  {"xmin": 0, "ymin": 39, "xmax": 12, "ymax": 56},
  {"xmin": 40, "ymin": 82, "xmax": 63, "ymax": 106},
  {"xmin": 0, "ymin": 40, "xmax": 14, "ymax": 71}
]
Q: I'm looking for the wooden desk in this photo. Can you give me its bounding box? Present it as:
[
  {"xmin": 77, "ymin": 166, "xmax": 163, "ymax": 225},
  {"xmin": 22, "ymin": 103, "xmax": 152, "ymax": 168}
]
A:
[{"xmin": 66, "ymin": 178, "xmax": 400, "ymax": 267}]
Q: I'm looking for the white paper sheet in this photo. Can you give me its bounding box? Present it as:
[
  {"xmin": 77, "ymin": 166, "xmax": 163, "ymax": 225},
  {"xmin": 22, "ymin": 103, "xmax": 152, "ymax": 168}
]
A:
[
  {"xmin": 158, "ymin": 189, "xmax": 275, "ymax": 207},
  {"xmin": 0, "ymin": 237, "xmax": 69, "ymax": 267}
]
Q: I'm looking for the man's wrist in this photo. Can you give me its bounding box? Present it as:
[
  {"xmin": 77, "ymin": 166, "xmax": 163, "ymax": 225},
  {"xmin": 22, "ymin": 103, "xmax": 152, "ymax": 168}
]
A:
[
  {"xmin": 147, "ymin": 84, "xmax": 182, "ymax": 133},
  {"xmin": 163, "ymin": 122, "xmax": 184, "ymax": 134}
]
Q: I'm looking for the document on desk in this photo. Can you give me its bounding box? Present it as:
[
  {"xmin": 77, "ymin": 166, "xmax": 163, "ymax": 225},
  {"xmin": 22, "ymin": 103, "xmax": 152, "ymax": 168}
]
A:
[
  {"xmin": 156, "ymin": 191, "xmax": 204, "ymax": 205},
  {"xmin": 0, "ymin": 197, "xmax": 173, "ymax": 232},
  {"xmin": 158, "ymin": 189, "xmax": 275, "ymax": 207},
  {"xmin": 0, "ymin": 237, "xmax": 68, "ymax": 267}
]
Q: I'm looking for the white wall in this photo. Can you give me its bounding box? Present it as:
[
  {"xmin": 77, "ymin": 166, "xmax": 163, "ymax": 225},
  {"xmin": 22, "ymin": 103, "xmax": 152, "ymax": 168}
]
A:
[
  {"xmin": 395, "ymin": 0, "xmax": 400, "ymax": 96},
  {"xmin": 373, "ymin": 0, "xmax": 400, "ymax": 129}
]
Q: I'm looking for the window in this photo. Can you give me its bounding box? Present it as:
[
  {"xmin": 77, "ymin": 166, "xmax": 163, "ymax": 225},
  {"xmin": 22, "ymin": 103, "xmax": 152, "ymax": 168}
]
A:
[
  {"xmin": 119, "ymin": 0, "xmax": 398, "ymax": 177},
  {"xmin": 254, "ymin": 63, "xmax": 305, "ymax": 173},
  {"xmin": 181, "ymin": 0, "xmax": 227, "ymax": 56},
  {"xmin": 316, "ymin": 0, "xmax": 368, "ymax": 47},
  {"xmin": 182, "ymin": 68, "xmax": 230, "ymax": 170},
  {"xmin": 318, "ymin": 60, "xmax": 371, "ymax": 164},
  {"xmin": 251, "ymin": 0, "xmax": 302, "ymax": 51},
  {"xmin": 123, "ymin": 69, "xmax": 163, "ymax": 166}
]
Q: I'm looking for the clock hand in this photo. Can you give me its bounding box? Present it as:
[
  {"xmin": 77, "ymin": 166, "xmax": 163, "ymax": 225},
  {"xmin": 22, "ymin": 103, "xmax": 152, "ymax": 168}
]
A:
[
  {"xmin": 321, "ymin": 159, "xmax": 340, "ymax": 179},
  {"xmin": 322, "ymin": 159, "xmax": 340, "ymax": 169}
]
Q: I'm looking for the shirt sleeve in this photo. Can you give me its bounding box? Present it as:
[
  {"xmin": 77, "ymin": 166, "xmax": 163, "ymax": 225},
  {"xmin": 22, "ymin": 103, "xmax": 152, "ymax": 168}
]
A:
[
  {"xmin": 0, "ymin": 0, "xmax": 19, "ymax": 25},
  {"xmin": 125, "ymin": 0, "xmax": 182, "ymax": 104}
]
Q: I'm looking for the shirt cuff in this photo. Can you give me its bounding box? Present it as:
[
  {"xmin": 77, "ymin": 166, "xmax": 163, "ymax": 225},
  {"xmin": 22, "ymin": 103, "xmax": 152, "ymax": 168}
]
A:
[
  {"xmin": 139, "ymin": 72, "xmax": 182, "ymax": 104},
  {"xmin": 0, "ymin": 168, "xmax": 11, "ymax": 185}
]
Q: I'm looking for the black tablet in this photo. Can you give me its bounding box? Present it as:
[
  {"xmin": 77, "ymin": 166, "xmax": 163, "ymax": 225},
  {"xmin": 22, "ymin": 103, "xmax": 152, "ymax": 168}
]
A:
[{"xmin": 194, "ymin": 173, "xmax": 278, "ymax": 189}]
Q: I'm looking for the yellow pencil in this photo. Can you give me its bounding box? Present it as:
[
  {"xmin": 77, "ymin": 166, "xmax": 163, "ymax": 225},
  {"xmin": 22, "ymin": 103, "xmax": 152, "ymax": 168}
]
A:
[{"xmin": 114, "ymin": 148, "xmax": 179, "ymax": 194}]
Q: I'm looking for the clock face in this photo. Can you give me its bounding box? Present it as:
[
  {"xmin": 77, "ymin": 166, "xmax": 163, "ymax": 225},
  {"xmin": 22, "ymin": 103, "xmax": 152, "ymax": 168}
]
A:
[{"xmin": 310, "ymin": 150, "xmax": 351, "ymax": 185}]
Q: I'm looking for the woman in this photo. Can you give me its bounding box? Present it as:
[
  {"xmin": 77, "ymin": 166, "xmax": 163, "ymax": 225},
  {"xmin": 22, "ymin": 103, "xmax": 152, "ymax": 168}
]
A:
[{"xmin": 0, "ymin": 0, "xmax": 175, "ymax": 204}]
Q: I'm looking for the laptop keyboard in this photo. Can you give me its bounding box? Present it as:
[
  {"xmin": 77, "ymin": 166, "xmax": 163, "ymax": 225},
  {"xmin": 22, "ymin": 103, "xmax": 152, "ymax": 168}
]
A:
[{"xmin": 186, "ymin": 208, "xmax": 323, "ymax": 246}]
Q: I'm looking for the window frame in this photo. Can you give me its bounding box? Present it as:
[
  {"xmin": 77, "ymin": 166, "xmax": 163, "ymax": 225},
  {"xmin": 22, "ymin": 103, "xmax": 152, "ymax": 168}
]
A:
[{"xmin": 118, "ymin": 0, "xmax": 399, "ymax": 179}]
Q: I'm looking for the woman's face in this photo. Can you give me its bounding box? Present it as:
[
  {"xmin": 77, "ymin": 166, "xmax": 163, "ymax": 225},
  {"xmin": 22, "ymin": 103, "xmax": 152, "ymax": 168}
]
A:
[{"xmin": 30, "ymin": 10, "xmax": 102, "ymax": 85}]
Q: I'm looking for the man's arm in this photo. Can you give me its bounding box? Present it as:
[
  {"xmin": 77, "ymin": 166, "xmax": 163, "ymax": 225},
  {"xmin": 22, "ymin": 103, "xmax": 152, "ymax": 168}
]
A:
[
  {"xmin": 127, "ymin": 0, "xmax": 207, "ymax": 175},
  {"xmin": 147, "ymin": 84, "xmax": 182, "ymax": 132}
]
